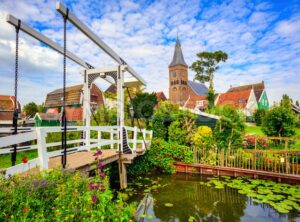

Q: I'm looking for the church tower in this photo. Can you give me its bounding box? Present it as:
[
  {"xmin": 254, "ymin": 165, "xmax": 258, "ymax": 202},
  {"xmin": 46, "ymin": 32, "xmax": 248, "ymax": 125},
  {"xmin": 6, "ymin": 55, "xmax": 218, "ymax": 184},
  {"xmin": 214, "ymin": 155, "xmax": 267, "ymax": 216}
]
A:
[{"xmin": 169, "ymin": 36, "xmax": 188, "ymax": 105}]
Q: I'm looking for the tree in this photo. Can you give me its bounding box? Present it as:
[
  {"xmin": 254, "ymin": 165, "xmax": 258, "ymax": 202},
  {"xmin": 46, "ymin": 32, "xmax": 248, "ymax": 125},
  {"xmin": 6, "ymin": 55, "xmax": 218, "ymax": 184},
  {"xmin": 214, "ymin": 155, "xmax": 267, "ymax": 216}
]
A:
[
  {"xmin": 296, "ymin": 100, "xmax": 299, "ymax": 107},
  {"xmin": 23, "ymin": 102, "xmax": 39, "ymax": 117},
  {"xmin": 262, "ymin": 105, "xmax": 296, "ymax": 137},
  {"xmin": 280, "ymin": 94, "xmax": 293, "ymax": 108},
  {"xmin": 190, "ymin": 51, "xmax": 228, "ymax": 108},
  {"xmin": 253, "ymin": 109, "xmax": 266, "ymax": 126},
  {"xmin": 213, "ymin": 106, "xmax": 245, "ymax": 150},
  {"xmin": 131, "ymin": 92, "xmax": 158, "ymax": 127}
]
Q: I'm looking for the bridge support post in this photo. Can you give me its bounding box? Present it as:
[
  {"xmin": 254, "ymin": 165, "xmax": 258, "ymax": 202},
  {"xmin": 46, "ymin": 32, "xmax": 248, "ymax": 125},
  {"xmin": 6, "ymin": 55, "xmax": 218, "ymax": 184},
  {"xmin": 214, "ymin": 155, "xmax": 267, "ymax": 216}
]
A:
[
  {"xmin": 83, "ymin": 71, "xmax": 91, "ymax": 151},
  {"xmin": 36, "ymin": 128, "xmax": 48, "ymax": 170},
  {"xmin": 118, "ymin": 160, "xmax": 128, "ymax": 189},
  {"xmin": 117, "ymin": 65, "xmax": 125, "ymax": 153}
]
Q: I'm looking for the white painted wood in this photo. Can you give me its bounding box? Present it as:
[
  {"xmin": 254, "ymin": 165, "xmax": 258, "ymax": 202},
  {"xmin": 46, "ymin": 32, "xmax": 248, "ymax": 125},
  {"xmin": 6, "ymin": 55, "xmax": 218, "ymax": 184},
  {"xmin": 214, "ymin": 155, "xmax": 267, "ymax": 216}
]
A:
[
  {"xmin": 110, "ymin": 128, "xmax": 114, "ymax": 149},
  {"xmin": 6, "ymin": 14, "xmax": 91, "ymax": 69},
  {"xmin": 4, "ymin": 158, "xmax": 39, "ymax": 178},
  {"xmin": 46, "ymin": 139, "xmax": 83, "ymax": 148},
  {"xmin": 56, "ymin": 2, "xmax": 146, "ymax": 86},
  {"xmin": 0, "ymin": 131, "xmax": 36, "ymax": 147},
  {"xmin": 142, "ymin": 128, "xmax": 146, "ymax": 150},
  {"xmin": 133, "ymin": 126, "xmax": 137, "ymax": 151},
  {"xmin": 0, "ymin": 145, "xmax": 37, "ymax": 154},
  {"xmin": 98, "ymin": 130, "xmax": 101, "ymax": 149},
  {"xmin": 36, "ymin": 128, "xmax": 48, "ymax": 170},
  {"xmin": 0, "ymin": 127, "xmax": 35, "ymax": 133},
  {"xmin": 83, "ymin": 75, "xmax": 91, "ymax": 151}
]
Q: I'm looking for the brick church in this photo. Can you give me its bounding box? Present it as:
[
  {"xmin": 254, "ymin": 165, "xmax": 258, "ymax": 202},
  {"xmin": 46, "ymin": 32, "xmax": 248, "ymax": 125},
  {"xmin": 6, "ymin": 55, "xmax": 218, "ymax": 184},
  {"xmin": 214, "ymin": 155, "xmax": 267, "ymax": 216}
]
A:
[{"xmin": 169, "ymin": 37, "xmax": 208, "ymax": 110}]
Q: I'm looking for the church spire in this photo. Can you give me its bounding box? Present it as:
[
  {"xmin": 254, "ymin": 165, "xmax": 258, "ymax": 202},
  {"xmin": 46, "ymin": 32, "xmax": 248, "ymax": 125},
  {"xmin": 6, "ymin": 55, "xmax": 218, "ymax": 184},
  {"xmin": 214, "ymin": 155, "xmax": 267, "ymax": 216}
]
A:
[{"xmin": 169, "ymin": 35, "xmax": 188, "ymax": 67}]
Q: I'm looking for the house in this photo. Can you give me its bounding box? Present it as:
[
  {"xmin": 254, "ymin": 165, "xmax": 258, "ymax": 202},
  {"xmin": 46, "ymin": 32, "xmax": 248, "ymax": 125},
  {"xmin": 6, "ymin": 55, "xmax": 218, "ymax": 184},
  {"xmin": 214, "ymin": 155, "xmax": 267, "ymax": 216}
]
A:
[
  {"xmin": 156, "ymin": 91, "xmax": 167, "ymax": 102},
  {"xmin": 215, "ymin": 89, "xmax": 258, "ymax": 117},
  {"xmin": 168, "ymin": 36, "xmax": 209, "ymax": 109},
  {"xmin": 0, "ymin": 95, "xmax": 21, "ymax": 127},
  {"xmin": 34, "ymin": 107, "xmax": 83, "ymax": 126},
  {"xmin": 227, "ymin": 81, "xmax": 269, "ymax": 110}
]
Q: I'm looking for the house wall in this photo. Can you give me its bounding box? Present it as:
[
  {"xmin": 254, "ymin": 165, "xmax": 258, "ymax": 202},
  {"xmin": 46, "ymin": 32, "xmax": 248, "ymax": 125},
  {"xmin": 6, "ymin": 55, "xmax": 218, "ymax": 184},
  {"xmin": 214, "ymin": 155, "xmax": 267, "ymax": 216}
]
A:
[
  {"xmin": 245, "ymin": 90, "xmax": 258, "ymax": 117},
  {"xmin": 258, "ymin": 91, "xmax": 269, "ymax": 110}
]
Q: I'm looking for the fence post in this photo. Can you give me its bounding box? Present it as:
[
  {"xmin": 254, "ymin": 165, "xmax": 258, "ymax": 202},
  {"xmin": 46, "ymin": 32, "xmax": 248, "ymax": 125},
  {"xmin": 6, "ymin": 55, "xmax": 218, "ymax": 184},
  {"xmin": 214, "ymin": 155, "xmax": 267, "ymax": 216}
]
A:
[
  {"xmin": 133, "ymin": 126, "xmax": 137, "ymax": 151},
  {"xmin": 36, "ymin": 127, "xmax": 48, "ymax": 170},
  {"xmin": 86, "ymin": 126, "xmax": 91, "ymax": 151},
  {"xmin": 110, "ymin": 128, "xmax": 114, "ymax": 149},
  {"xmin": 98, "ymin": 130, "xmax": 102, "ymax": 150},
  {"xmin": 142, "ymin": 128, "xmax": 146, "ymax": 150}
]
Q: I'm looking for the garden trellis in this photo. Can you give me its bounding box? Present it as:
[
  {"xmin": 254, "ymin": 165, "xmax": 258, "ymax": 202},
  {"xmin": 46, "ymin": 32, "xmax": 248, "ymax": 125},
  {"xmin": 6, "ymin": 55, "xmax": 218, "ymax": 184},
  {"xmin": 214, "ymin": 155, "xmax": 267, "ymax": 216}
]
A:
[{"xmin": 1, "ymin": 2, "xmax": 152, "ymax": 189}]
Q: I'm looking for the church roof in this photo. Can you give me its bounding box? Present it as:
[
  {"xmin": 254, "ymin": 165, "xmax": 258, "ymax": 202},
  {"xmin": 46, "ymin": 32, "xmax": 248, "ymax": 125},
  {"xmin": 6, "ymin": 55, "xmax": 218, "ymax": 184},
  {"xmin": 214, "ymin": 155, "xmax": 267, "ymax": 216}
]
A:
[
  {"xmin": 188, "ymin": 80, "xmax": 208, "ymax": 96},
  {"xmin": 169, "ymin": 36, "xmax": 188, "ymax": 67}
]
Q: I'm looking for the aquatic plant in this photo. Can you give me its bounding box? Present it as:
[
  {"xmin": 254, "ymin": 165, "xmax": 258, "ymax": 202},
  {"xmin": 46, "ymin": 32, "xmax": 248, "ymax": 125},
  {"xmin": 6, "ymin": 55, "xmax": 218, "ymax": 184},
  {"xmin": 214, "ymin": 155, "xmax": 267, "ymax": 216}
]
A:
[{"xmin": 200, "ymin": 177, "xmax": 300, "ymax": 214}]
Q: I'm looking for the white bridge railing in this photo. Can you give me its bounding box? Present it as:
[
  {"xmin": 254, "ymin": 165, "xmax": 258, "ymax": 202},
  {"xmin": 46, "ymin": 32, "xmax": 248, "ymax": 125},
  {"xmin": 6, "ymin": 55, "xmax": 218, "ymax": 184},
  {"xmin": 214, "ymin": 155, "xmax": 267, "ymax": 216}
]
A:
[{"xmin": 0, "ymin": 126, "xmax": 152, "ymax": 177}]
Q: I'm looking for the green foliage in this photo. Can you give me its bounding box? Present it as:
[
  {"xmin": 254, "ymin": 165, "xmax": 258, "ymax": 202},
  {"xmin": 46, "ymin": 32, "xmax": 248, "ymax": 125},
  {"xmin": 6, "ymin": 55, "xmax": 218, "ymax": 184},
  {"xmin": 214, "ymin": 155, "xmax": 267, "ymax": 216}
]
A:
[
  {"xmin": 91, "ymin": 105, "xmax": 117, "ymax": 126},
  {"xmin": 152, "ymin": 101, "xmax": 180, "ymax": 140},
  {"xmin": 190, "ymin": 51, "xmax": 228, "ymax": 90},
  {"xmin": 131, "ymin": 92, "xmax": 158, "ymax": 127},
  {"xmin": 280, "ymin": 94, "xmax": 293, "ymax": 108},
  {"xmin": 192, "ymin": 126, "xmax": 213, "ymax": 149},
  {"xmin": 253, "ymin": 109, "xmax": 266, "ymax": 126},
  {"xmin": 206, "ymin": 88, "xmax": 215, "ymax": 109},
  {"xmin": 213, "ymin": 106, "xmax": 245, "ymax": 150},
  {"xmin": 168, "ymin": 111, "xmax": 197, "ymax": 145},
  {"xmin": 23, "ymin": 102, "xmax": 39, "ymax": 117},
  {"xmin": 296, "ymin": 101, "xmax": 299, "ymax": 107},
  {"xmin": 262, "ymin": 105, "xmax": 296, "ymax": 137},
  {"xmin": 0, "ymin": 169, "xmax": 135, "ymax": 221},
  {"xmin": 128, "ymin": 139, "xmax": 194, "ymax": 175}
]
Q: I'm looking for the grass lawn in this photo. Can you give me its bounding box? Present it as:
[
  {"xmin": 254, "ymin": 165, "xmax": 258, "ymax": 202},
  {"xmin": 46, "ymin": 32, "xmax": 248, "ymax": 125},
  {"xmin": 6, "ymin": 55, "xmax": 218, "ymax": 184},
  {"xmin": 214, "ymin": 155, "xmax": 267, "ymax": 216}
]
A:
[
  {"xmin": 0, "ymin": 150, "xmax": 38, "ymax": 169},
  {"xmin": 245, "ymin": 125, "xmax": 265, "ymax": 136}
]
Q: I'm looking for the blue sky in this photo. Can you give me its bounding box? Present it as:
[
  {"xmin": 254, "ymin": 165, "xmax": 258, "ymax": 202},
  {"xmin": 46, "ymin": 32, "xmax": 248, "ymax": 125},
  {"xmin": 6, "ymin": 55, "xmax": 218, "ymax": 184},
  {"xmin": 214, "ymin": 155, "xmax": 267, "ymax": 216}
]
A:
[{"xmin": 0, "ymin": 0, "xmax": 299, "ymax": 106}]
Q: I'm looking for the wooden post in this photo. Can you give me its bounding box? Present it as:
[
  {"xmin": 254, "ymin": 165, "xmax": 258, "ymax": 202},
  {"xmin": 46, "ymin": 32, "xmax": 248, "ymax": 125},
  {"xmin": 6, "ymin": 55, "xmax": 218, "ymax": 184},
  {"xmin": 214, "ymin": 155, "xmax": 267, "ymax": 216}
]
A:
[
  {"xmin": 36, "ymin": 127, "xmax": 48, "ymax": 170},
  {"xmin": 110, "ymin": 128, "xmax": 114, "ymax": 149},
  {"xmin": 118, "ymin": 160, "xmax": 127, "ymax": 189},
  {"xmin": 83, "ymin": 72, "xmax": 91, "ymax": 151},
  {"xmin": 133, "ymin": 126, "xmax": 137, "ymax": 151},
  {"xmin": 142, "ymin": 128, "xmax": 146, "ymax": 150},
  {"xmin": 98, "ymin": 130, "xmax": 101, "ymax": 149}
]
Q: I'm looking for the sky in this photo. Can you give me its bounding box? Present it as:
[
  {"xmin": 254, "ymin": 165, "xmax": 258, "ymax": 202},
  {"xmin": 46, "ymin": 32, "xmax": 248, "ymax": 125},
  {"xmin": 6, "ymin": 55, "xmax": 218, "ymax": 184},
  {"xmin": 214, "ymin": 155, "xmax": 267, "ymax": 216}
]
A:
[{"xmin": 0, "ymin": 0, "xmax": 300, "ymax": 106}]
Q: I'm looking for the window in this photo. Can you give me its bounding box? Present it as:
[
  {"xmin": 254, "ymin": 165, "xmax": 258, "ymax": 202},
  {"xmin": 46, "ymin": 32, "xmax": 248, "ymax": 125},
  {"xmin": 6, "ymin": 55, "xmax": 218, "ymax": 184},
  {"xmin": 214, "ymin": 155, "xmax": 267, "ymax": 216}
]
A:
[
  {"xmin": 173, "ymin": 71, "xmax": 176, "ymax": 77},
  {"xmin": 181, "ymin": 71, "xmax": 185, "ymax": 77}
]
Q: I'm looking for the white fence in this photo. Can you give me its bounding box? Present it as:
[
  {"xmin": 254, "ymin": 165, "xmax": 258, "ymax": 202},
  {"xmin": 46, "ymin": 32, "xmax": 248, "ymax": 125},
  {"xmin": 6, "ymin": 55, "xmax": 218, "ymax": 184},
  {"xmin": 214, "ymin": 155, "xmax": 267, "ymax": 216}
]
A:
[{"xmin": 0, "ymin": 125, "xmax": 152, "ymax": 177}]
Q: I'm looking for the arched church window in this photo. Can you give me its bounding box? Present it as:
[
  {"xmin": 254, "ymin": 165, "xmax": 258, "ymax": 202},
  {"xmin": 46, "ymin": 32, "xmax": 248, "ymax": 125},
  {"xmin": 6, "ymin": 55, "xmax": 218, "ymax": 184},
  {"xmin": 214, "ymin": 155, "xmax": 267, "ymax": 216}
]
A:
[{"xmin": 181, "ymin": 71, "xmax": 185, "ymax": 77}]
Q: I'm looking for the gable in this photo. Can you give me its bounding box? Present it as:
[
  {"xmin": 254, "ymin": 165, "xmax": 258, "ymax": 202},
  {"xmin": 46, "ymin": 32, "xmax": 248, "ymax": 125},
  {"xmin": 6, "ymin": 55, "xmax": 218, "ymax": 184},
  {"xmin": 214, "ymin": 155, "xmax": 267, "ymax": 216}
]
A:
[{"xmin": 258, "ymin": 90, "xmax": 269, "ymax": 109}]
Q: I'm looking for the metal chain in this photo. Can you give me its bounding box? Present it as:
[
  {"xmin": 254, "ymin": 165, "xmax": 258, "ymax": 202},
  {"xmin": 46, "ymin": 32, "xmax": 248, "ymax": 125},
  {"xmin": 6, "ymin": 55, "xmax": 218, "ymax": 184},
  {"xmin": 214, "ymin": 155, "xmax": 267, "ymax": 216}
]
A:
[
  {"xmin": 11, "ymin": 20, "xmax": 21, "ymax": 166},
  {"xmin": 61, "ymin": 10, "xmax": 68, "ymax": 168}
]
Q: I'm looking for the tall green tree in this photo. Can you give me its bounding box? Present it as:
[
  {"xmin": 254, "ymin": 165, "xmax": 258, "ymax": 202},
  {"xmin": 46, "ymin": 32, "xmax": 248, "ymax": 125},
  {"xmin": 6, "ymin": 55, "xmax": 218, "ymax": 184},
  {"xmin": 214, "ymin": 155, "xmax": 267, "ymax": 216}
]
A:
[
  {"xmin": 262, "ymin": 105, "xmax": 296, "ymax": 137},
  {"xmin": 23, "ymin": 102, "xmax": 39, "ymax": 117},
  {"xmin": 190, "ymin": 51, "xmax": 228, "ymax": 108},
  {"xmin": 280, "ymin": 94, "xmax": 293, "ymax": 108},
  {"xmin": 131, "ymin": 92, "xmax": 158, "ymax": 127}
]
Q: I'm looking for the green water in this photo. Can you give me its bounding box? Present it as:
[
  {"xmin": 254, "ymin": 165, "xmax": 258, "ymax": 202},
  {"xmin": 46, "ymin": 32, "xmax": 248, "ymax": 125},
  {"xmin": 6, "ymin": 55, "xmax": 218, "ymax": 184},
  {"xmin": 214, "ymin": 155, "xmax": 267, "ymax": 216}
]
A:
[{"xmin": 125, "ymin": 173, "xmax": 300, "ymax": 222}]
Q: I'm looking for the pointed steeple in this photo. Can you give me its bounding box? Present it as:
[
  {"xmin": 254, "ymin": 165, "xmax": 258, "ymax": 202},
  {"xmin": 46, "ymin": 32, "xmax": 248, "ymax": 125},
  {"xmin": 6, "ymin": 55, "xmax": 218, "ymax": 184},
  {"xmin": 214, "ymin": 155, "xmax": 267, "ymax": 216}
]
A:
[{"xmin": 169, "ymin": 35, "xmax": 188, "ymax": 67}]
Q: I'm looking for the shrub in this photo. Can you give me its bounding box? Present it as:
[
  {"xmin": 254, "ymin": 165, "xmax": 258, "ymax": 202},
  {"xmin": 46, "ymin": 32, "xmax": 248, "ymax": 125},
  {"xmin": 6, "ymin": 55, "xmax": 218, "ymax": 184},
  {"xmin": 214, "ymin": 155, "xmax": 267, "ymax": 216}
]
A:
[
  {"xmin": 0, "ymin": 169, "xmax": 135, "ymax": 221},
  {"xmin": 262, "ymin": 106, "xmax": 296, "ymax": 137},
  {"xmin": 213, "ymin": 106, "xmax": 245, "ymax": 150},
  {"xmin": 168, "ymin": 110, "xmax": 197, "ymax": 145},
  {"xmin": 192, "ymin": 126, "xmax": 213, "ymax": 149},
  {"xmin": 254, "ymin": 109, "xmax": 266, "ymax": 126},
  {"xmin": 152, "ymin": 113, "xmax": 169, "ymax": 140},
  {"xmin": 128, "ymin": 139, "xmax": 193, "ymax": 175},
  {"xmin": 243, "ymin": 135, "xmax": 268, "ymax": 149}
]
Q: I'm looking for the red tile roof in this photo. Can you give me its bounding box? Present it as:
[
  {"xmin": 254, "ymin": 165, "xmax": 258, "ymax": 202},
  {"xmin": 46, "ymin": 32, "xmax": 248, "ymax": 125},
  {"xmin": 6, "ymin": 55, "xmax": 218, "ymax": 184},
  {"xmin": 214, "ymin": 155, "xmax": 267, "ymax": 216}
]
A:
[
  {"xmin": 156, "ymin": 91, "xmax": 167, "ymax": 101},
  {"xmin": 217, "ymin": 90, "xmax": 251, "ymax": 108},
  {"xmin": 184, "ymin": 95, "xmax": 207, "ymax": 109},
  {"xmin": 227, "ymin": 81, "xmax": 264, "ymax": 101},
  {"xmin": 0, "ymin": 95, "xmax": 21, "ymax": 111}
]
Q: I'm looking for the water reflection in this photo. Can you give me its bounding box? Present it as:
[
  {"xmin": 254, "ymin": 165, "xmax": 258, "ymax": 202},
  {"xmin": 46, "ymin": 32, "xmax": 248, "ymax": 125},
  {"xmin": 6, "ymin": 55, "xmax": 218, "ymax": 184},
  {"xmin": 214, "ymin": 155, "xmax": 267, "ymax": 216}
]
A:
[{"xmin": 128, "ymin": 173, "xmax": 300, "ymax": 222}]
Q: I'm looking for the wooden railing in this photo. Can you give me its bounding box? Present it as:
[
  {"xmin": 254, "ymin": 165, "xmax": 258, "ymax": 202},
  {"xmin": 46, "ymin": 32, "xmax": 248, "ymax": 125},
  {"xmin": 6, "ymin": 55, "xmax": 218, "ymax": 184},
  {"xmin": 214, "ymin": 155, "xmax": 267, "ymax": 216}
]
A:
[
  {"xmin": 0, "ymin": 126, "xmax": 152, "ymax": 177},
  {"xmin": 190, "ymin": 147, "xmax": 300, "ymax": 175}
]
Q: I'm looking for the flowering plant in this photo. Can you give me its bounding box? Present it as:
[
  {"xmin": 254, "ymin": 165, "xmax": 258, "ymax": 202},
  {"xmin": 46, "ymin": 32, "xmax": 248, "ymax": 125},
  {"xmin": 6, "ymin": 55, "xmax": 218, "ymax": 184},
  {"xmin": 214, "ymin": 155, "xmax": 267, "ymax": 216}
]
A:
[{"xmin": 243, "ymin": 135, "xmax": 268, "ymax": 150}]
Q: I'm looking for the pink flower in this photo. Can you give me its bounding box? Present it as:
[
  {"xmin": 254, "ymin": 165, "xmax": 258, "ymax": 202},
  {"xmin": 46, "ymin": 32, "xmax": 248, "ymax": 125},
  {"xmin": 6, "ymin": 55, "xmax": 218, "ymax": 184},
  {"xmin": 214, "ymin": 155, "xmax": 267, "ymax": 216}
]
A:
[
  {"xmin": 91, "ymin": 195, "xmax": 97, "ymax": 203},
  {"xmin": 100, "ymin": 172, "xmax": 105, "ymax": 178},
  {"xmin": 98, "ymin": 162, "xmax": 104, "ymax": 169}
]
